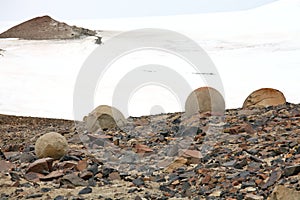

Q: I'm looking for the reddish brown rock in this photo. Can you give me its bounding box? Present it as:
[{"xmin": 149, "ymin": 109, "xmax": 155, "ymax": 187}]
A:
[
  {"xmin": 185, "ymin": 87, "xmax": 225, "ymax": 116},
  {"xmin": 0, "ymin": 160, "xmax": 14, "ymax": 172},
  {"xmin": 24, "ymin": 172, "xmax": 44, "ymax": 182},
  {"xmin": 0, "ymin": 15, "xmax": 96, "ymax": 40},
  {"xmin": 202, "ymin": 174, "xmax": 211, "ymax": 184},
  {"xmin": 182, "ymin": 150, "xmax": 202, "ymax": 159},
  {"xmin": 26, "ymin": 157, "xmax": 53, "ymax": 174},
  {"xmin": 243, "ymin": 88, "xmax": 286, "ymax": 109},
  {"xmin": 40, "ymin": 170, "xmax": 64, "ymax": 181},
  {"xmin": 108, "ymin": 171, "xmax": 121, "ymax": 181},
  {"xmin": 134, "ymin": 144, "xmax": 153, "ymax": 154},
  {"xmin": 80, "ymin": 170, "xmax": 94, "ymax": 180},
  {"xmin": 60, "ymin": 173, "xmax": 88, "ymax": 187},
  {"xmin": 58, "ymin": 161, "xmax": 78, "ymax": 170},
  {"xmin": 76, "ymin": 160, "xmax": 88, "ymax": 171},
  {"xmin": 165, "ymin": 157, "xmax": 188, "ymax": 173}
]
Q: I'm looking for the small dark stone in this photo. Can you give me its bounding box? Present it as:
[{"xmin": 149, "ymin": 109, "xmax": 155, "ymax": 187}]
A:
[
  {"xmin": 25, "ymin": 193, "xmax": 43, "ymax": 199},
  {"xmin": 247, "ymin": 149, "xmax": 259, "ymax": 155},
  {"xmin": 132, "ymin": 178, "xmax": 144, "ymax": 186},
  {"xmin": 128, "ymin": 188, "xmax": 139, "ymax": 193},
  {"xmin": 238, "ymin": 171, "xmax": 250, "ymax": 178},
  {"xmin": 290, "ymin": 179, "xmax": 298, "ymax": 184},
  {"xmin": 78, "ymin": 187, "xmax": 92, "ymax": 195},
  {"xmin": 172, "ymin": 116, "xmax": 181, "ymax": 124},
  {"xmin": 222, "ymin": 160, "xmax": 237, "ymax": 167},
  {"xmin": 159, "ymin": 185, "xmax": 172, "ymax": 193},
  {"xmin": 284, "ymin": 165, "xmax": 300, "ymax": 177},
  {"xmin": 0, "ymin": 149, "xmax": 6, "ymax": 160},
  {"xmin": 205, "ymin": 163, "xmax": 220, "ymax": 168},
  {"xmin": 95, "ymin": 36, "xmax": 102, "ymax": 45},
  {"xmin": 40, "ymin": 187, "xmax": 51, "ymax": 192},
  {"xmin": 182, "ymin": 181, "xmax": 191, "ymax": 190},
  {"xmin": 102, "ymin": 167, "xmax": 115, "ymax": 178},
  {"xmin": 60, "ymin": 155, "xmax": 81, "ymax": 162},
  {"xmin": 234, "ymin": 159, "xmax": 247, "ymax": 169},
  {"xmin": 160, "ymin": 131, "xmax": 170, "ymax": 137},
  {"xmin": 92, "ymin": 138, "xmax": 106, "ymax": 147},
  {"xmin": 261, "ymin": 170, "xmax": 281, "ymax": 189},
  {"xmin": 10, "ymin": 172, "xmax": 21, "ymax": 181},
  {"xmin": 88, "ymin": 178, "xmax": 97, "ymax": 187},
  {"xmin": 54, "ymin": 195, "xmax": 65, "ymax": 200},
  {"xmin": 23, "ymin": 145, "xmax": 35, "ymax": 152},
  {"xmin": 154, "ymin": 177, "xmax": 166, "ymax": 182},
  {"xmin": 241, "ymin": 181, "xmax": 256, "ymax": 188},
  {"xmin": 180, "ymin": 126, "xmax": 202, "ymax": 137},
  {"xmin": 87, "ymin": 164, "xmax": 99, "ymax": 175},
  {"xmin": 166, "ymin": 145, "xmax": 178, "ymax": 157},
  {"xmin": 20, "ymin": 152, "xmax": 35, "ymax": 163},
  {"xmin": 168, "ymin": 174, "xmax": 179, "ymax": 182},
  {"xmin": 19, "ymin": 182, "xmax": 33, "ymax": 188},
  {"xmin": 247, "ymin": 137, "xmax": 258, "ymax": 144}
]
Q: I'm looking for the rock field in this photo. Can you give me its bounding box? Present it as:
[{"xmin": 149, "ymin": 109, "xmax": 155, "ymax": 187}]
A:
[{"xmin": 1, "ymin": 101, "xmax": 300, "ymax": 199}]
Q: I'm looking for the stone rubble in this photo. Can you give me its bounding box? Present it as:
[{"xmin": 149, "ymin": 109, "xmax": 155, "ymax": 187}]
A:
[{"xmin": 0, "ymin": 102, "xmax": 300, "ymax": 199}]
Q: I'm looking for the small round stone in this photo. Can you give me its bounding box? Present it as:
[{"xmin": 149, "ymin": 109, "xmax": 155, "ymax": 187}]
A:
[{"xmin": 35, "ymin": 132, "xmax": 68, "ymax": 160}]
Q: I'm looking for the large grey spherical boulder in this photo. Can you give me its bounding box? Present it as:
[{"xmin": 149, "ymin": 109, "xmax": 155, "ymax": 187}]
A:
[
  {"xmin": 185, "ymin": 87, "xmax": 225, "ymax": 116},
  {"xmin": 35, "ymin": 132, "xmax": 68, "ymax": 160},
  {"xmin": 243, "ymin": 88, "xmax": 286, "ymax": 109},
  {"xmin": 84, "ymin": 105, "xmax": 126, "ymax": 132}
]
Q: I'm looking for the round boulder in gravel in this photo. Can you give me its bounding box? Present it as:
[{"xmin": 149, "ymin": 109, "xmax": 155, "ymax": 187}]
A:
[
  {"xmin": 84, "ymin": 105, "xmax": 126, "ymax": 132},
  {"xmin": 35, "ymin": 132, "xmax": 68, "ymax": 160},
  {"xmin": 243, "ymin": 88, "xmax": 286, "ymax": 109},
  {"xmin": 185, "ymin": 87, "xmax": 225, "ymax": 116}
]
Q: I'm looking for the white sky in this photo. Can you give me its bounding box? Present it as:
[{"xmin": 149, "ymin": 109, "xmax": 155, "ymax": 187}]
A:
[{"xmin": 1, "ymin": 0, "xmax": 277, "ymax": 21}]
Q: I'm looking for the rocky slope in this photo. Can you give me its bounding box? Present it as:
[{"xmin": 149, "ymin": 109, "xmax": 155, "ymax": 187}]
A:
[
  {"xmin": 1, "ymin": 103, "xmax": 300, "ymax": 199},
  {"xmin": 0, "ymin": 15, "xmax": 96, "ymax": 40}
]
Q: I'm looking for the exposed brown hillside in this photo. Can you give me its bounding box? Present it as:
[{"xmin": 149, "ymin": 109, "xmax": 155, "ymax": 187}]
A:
[{"xmin": 0, "ymin": 15, "xmax": 96, "ymax": 40}]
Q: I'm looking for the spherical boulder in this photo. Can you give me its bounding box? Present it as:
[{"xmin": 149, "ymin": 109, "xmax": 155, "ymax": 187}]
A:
[
  {"xmin": 84, "ymin": 105, "xmax": 126, "ymax": 132},
  {"xmin": 243, "ymin": 88, "xmax": 286, "ymax": 109},
  {"xmin": 35, "ymin": 132, "xmax": 68, "ymax": 160},
  {"xmin": 185, "ymin": 87, "xmax": 225, "ymax": 116}
]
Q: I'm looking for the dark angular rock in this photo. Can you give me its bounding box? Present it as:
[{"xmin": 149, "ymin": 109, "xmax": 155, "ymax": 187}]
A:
[
  {"xmin": 132, "ymin": 178, "xmax": 144, "ymax": 186},
  {"xmin": 40, "ymin": 187, "xmax": 51, "ymax": 192},
  {"xmin": 25, "ymin": 193, "xmax": 43, "ymax": 199},
  {"xmin": 284, "ymin": 165, "xmax": 300, "ymax": 177},
  {"xmin": 60, "ymin": 173, "xmax": 87, "ymax": 187},
  {"xmin": 78, "ymin": 187, "xmax": 92, "ymax": 195},
  {"xmin": 222, "ymin": 160, "xmax": 237, "ymax": 167},
  {"xmin": 20, "ymin": 152, "xmax": 35, "ymax": 163},
  {"xmin": 102, "ymin": 167, "xmax": 115, "ymax": 178},
  {"xmin": 54, "ymin": 196, "xmax": 65, "ymax": 200},
  {"xmin": 261, "ymin": 170, "xmax": 282, "ymax": 189}
]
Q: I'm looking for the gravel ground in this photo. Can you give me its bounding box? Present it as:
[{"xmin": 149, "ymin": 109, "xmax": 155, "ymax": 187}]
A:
[{"xmin": 1, "ymin": 103, "xmax": 300, "ymax": 199}]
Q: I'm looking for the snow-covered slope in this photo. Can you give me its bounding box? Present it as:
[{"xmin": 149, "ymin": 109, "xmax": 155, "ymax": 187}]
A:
[
  {"xmin": 0, "ymin": 0, "xmax": 299, "ymax": 119},
  {"xmin": 70, "ymin": 0, "xmax": 300, "ymax": 40}
]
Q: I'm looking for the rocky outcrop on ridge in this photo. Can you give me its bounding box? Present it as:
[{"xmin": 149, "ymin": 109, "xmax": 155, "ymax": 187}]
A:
[{"xmin": 0, "ymin": 15, "xmax": 96, "ymax": 40}]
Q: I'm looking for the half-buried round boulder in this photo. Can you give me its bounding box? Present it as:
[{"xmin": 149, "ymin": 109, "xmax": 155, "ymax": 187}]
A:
[
  {"xmin": 185, "ymin": 87, "xmax": 225, "ymax": 116},
  {"xmin": 84, "ymin": 105, "xmax": 126, "ymax": 132},
  {"xmin": 243, "ymin": 88, "xmax": 286, "ymax": 109}
]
